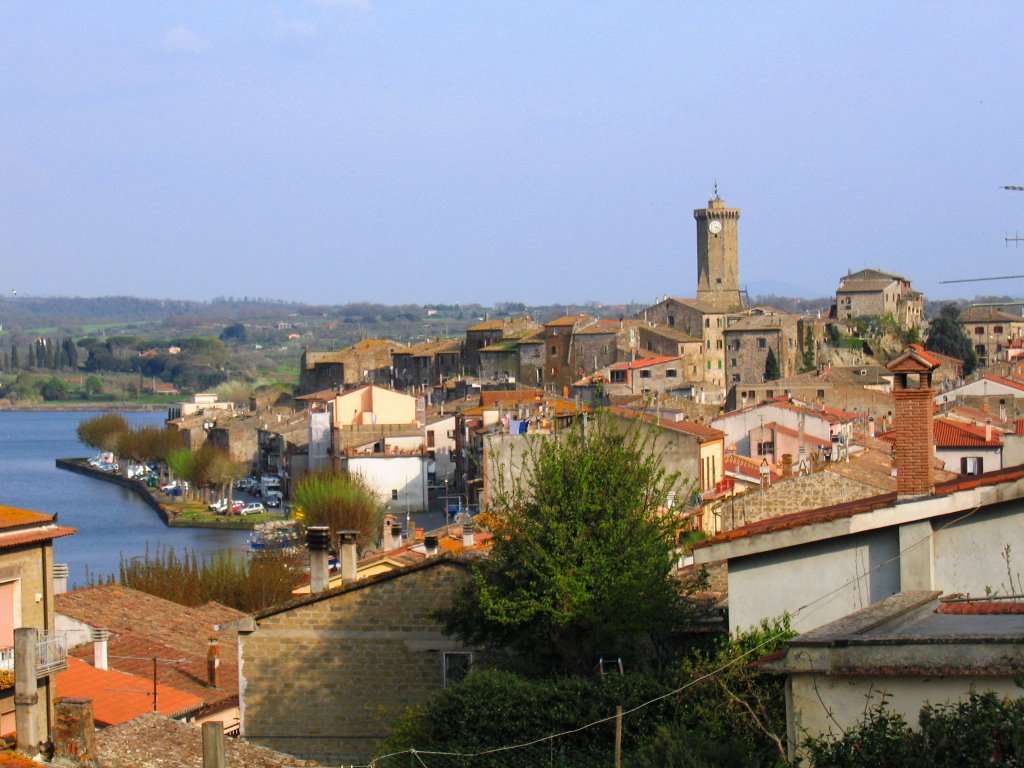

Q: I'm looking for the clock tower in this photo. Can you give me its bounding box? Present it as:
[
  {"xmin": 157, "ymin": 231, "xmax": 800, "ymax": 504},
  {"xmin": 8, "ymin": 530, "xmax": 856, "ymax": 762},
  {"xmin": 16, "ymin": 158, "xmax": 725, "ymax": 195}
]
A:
[{"xmin": 694, "ymin": 193, "xmax": 742, "ymax": 311}]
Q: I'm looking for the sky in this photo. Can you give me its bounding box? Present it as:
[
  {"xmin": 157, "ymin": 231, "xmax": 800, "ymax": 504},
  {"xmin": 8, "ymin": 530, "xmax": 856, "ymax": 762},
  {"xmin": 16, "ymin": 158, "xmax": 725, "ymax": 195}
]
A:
[{"xmin": 3, "ymin": 2, "xmax": 1024, "ymax": 307}]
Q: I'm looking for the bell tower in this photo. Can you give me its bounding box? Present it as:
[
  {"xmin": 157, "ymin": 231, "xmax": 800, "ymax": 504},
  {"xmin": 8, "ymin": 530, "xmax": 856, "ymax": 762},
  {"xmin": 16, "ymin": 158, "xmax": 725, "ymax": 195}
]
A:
[{"xmin": 693, "ymin": 190, "xmax": 742, "ymax": 311}]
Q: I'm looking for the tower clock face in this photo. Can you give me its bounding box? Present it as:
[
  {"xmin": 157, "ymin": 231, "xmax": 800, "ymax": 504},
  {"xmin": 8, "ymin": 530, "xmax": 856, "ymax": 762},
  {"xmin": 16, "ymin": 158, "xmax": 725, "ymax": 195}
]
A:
[{"xmin": 708, "ymin": 219, "xmax": 723, "ymax": 235}]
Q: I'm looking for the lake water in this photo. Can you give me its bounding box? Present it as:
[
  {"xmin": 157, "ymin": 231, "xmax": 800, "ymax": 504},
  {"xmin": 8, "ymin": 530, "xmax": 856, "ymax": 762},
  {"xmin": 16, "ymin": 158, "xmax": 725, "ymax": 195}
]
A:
[{"xmin": 0, "ymin": 410, "xmax": 250, "ymax": 588}]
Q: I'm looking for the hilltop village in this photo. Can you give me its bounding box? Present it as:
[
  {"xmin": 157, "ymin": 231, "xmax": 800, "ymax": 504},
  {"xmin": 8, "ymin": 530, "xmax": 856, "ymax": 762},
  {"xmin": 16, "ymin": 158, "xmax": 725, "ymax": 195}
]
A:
[{"xmin": 2, "ymin": 196, "xmax": 1024, "ymax": 766}]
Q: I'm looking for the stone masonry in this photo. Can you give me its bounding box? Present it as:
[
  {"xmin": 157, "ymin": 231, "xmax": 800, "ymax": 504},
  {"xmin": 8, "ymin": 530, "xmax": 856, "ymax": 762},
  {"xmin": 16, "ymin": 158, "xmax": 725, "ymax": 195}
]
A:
[{"xmin": 240, "ymin": 558, "xmax": 474, "ymax": 765}]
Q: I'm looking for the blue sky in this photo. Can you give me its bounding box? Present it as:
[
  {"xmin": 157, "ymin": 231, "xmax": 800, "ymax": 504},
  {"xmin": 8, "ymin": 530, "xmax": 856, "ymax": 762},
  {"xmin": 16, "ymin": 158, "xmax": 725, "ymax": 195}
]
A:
[{"xmin": 2, "ymin": 2, "xmax": 1023, "ymax": 306}]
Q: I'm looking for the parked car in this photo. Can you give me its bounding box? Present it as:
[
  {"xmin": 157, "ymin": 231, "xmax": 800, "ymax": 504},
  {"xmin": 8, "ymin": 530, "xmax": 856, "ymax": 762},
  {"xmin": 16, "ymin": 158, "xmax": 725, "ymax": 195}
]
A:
[
  {"xmin": 264, "ymin": 492, "xmax": 283, "ymax": 508},
  {"xmin": 238, "ymin": 502, "xmax": 265, "ymax": 516},
  {"xmin": 159, "ymin": 480, "xmax": 180, "ymax": 492},
  {"xmin": 231, "ymin": 500, "xmax": 245, "ymax": 514},
  {"xmin": 208, "ymin": 498, "xmax": 231, "ymax": 513}
]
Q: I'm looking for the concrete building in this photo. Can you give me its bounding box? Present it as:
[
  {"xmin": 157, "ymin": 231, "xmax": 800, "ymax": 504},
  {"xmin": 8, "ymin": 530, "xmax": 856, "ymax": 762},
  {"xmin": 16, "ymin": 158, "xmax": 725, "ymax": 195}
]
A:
[
  {"xmin": 711, "ymin": 398, "xmax": 856, "ymax": 463},
  {"xmin": 763, "ymin": 591, "xmax": 1024, "ymax": 761},
  {"xmin": 834, "ymin": 268, "xmax": 924, "ymax": 329}
]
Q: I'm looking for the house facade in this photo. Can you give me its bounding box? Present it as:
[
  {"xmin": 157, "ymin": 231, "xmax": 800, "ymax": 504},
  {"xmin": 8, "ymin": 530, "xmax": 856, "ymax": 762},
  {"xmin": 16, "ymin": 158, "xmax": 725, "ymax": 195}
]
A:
[
  {"xmin": 834, "ymin": 268, "xmax": 924, "ymax": 329},
  {"xmin": 960, "ymin": 306, "xmax": 1024, "ymax": 368}
]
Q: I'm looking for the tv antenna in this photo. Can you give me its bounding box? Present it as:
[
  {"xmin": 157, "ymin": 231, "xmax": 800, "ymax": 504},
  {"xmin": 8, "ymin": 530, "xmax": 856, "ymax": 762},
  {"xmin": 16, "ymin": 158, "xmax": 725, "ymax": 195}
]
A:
[{"xmin": 1002, "ymin": 186, "xmax": 1024, "ymax": 247}]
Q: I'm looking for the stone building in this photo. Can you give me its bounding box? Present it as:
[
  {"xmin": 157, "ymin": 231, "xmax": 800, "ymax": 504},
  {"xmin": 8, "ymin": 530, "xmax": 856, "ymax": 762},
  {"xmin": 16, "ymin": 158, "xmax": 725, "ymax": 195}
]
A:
[
  {"xmin": 391, "ymin": 338, "xmax": 463, "ymax": 392},
  {"xmin": 463, "ymin": 317, "xmax": 540, "ymax": 375},
  {"xmin": 516, "ymin": 333, "xmax": 545, "ymax": 389},
  {"xmin": 960, "ymin": 305, "xmax": 1024, "ymax": 367},
  {"xmin": 694, "ymin": 195, "xmax": 743, "ymax": 312},
  {"xmin": 834, "ymin": 268, "xmax": 924, "ymax": 329},
  {"xmin": 541, "ymin": 316, "xmax": 637, "ymax": 394},
  {"xmin": 298, "ymin": 339, "xmax": 404, "ymax": 395},
  {"xmin": 239, "ymin": 556, "xmax": 477, "ymax": 764},
  {"xmin": 722, "ymin": 312, "xmax": 803, "ymax": 390},
  {"xmin": 638, "ymin": 298, "xmax": 727, "ymax": 393}
]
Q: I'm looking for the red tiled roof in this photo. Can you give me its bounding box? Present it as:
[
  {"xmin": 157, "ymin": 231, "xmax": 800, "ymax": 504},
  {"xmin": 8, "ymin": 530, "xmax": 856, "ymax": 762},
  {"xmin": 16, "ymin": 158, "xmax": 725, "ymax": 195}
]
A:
[
  {"xmin": 0, "ymin": 505, "xmax": 55, "ymax": 529},
  {"xmin": 0, "ymin": 525, "xmax": 75, "ymax": 550},
  {"xmin": 480, "ymin": 389, "xmax": 543, "ymax": 407},
  {"xmin": 693, "ymin": 465, "xmax": 1024, "ymax": 550},
  {"xmin": 983, "ymin": 375, "xmax": 1024, "ymax": 393},
  {"xmin": 938, "ymin": 600, "xmax": 1024, "ymax": 615},
  {"xmin": 57, "ymin": 657, "xmax": 203, "ymax": 726},
  {"xmin": 933, "ymin": 418, "xmax": 1002, "ymax": 448}
]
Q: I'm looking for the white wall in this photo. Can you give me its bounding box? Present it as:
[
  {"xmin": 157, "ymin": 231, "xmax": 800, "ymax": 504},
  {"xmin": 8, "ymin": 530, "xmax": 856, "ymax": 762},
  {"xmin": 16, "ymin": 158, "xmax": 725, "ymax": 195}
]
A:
[
  {"xmin": 933, "ymin": 504, "xmax": 1024, "ymax": 596},
  {"xmin": 935, "ymin": 446, "xmax": 1002, "ymax": 473},
  {"xmin": 345, "ymin": 455, "xmax": 428, "ymax": 513}
]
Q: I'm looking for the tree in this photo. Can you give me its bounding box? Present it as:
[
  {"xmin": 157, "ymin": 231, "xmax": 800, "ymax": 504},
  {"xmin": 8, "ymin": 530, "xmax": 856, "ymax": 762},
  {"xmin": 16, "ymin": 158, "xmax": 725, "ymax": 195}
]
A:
[
  {"xmin": 40, "ymin": 376, "xmax": 68, "ymax": 401},
  {"xmin": 926, "ymin": 303, "xmax": 977, "ymax": 375},
  {"xmin": 219, "ymin": 323, "xmax": 247, "ymax": 343},
  {"xmin": 801, "ymin": 326, "xmax": 815, "ymax": 372},
  {"xmin": 83, "ymin": 375, "xmax": 103, "ymax": 399},
  {"xmin": 763, "ymin": 347, "xmax": 780, "ymax": 381},
  {"xmin": 76, "ymin": 414, "xmax": 129, "ymax": 454},
  {"xmin": 293, "ymin": 470, "xmax": 381, "ymax": 549},
  {"xmin": 440, "ymin": 415, "xmax": 705, "ymax": 675}
]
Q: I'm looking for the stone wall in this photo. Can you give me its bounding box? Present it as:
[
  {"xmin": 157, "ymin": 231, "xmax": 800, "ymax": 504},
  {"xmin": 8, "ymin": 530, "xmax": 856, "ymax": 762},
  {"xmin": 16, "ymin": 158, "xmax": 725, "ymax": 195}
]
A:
[
  {"xmin": 719, "ymin": 469, "xmax": 883, "ymax": 531},
  {"xmin": 240, "ymin": 560, "xmax": 474, "ymax": 765}
]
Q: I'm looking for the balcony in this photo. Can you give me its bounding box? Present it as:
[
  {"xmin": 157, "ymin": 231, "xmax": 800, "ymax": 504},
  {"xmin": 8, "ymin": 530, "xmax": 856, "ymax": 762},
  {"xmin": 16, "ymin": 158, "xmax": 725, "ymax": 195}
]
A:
[{"xmin": 0, "ymin": 632, "xmax": 68, "ymax": 676}]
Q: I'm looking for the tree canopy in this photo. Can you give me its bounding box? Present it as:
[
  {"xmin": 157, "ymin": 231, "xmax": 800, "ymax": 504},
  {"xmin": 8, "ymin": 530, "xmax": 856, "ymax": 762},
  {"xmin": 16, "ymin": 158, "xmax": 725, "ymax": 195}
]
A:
[
  {"xmin": 440, "ymin": 415, "xmax": 705, "ymax": 675},
  {"xmin": 293, "ymin": 469, "xmax": 380, "ymax": 549},
  {"xmin": 76, "ymin": 413, "xmax": 130, "ymax": 454},
  {"xmin": 763, "ymin": 347, "xmax": 781, "ymax": 381},
  {"xmin": 926, "ymin": 303, "xmax": 977, "ymax": 375}
]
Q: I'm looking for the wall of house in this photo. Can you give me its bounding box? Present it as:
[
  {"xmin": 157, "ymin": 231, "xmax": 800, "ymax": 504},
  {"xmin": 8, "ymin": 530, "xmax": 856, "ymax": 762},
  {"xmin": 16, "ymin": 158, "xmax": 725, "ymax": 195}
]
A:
[
  {"xmin": 334, "ymin": 387, "xmax": 416, "ymax": 427},
  {"xmin": 727, "ymin": 529, "xmax": 901, "ymax": 634},
  {"xmin": 239, "ymin": 562, "xmax": 473, "ymax": 764},
  {"xmin": 342, "ymin": 455, "xmax": 428, "ymax": 513},
  {"xmin": 932, "ymin": 503, "xmax": 1024, "ymax": 596},
  {"xmin": 788, "ymin": 672, "xmax": 1022, "ymax": 749},
  {"xmin": 712, "ymin": 406, "xmax": 832, "ymax": 459},
  {"xmin": 935, "ymin": 446, "xmax": 1002, "ymax": 473},
  {"xmin": 518, "ymin": 342, "xmax": 544, "ymax": 388},
  {"xmin": 479, "ymin": 350, "xmax": 519, "ymax": 383},
  {"xmin": 426, "ymin": 416, "xmax": 457, "ymax": 484}
]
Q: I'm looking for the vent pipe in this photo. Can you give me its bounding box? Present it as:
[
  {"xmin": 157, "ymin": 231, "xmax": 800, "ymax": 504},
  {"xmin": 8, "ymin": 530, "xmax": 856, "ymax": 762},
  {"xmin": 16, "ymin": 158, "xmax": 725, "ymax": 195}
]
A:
[
  {"xmin": 338, "ymin": 530, "xmax": 359, "ymax": 582},
  {"xmin": 424, "ymin": 535, "xmax": 439, "ymax": 557},
  {"xmin": 53, "ymin": 563, "xmax": 69, "ymax": 596},
  {"xmin": 462, "ymin": 517, "xmax": 474, "ymax": 549},
  {"xmin": 389, "ymin": 523, "xmax": 404, "ymax": 551},
  {"xmin": 207, "ymin": 637, "xmax": 220, "ymax": 687},
  {"xmin": 90, "ymin": 627, "xmax": 110, "ymax": 671},
  {"xmin": 306, "ymin": 526, "xmax": 331, "ymax": 594}
]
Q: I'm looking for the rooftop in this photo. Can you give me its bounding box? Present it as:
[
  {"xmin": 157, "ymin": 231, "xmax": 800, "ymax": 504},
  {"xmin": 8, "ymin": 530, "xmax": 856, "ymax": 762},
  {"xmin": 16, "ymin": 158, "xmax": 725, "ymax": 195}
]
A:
[{"xmin": 609, "ymin": 405, "xmax": 725, "ymax": 441}]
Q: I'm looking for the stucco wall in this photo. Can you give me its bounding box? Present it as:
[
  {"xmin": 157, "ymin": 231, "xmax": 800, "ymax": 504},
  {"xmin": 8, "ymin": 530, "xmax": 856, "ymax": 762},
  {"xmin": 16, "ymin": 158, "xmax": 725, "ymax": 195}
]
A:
[
  {"xmin": 728, "ymin": 530, "xmax": 901, "ymax": 634},
  {"xmin": 240, "ymin": 562, "xmax": 473, "ymax": 764},
  {"xmin": 933, "ymin": 503, "xmax": 1024, "ymax": 596}
]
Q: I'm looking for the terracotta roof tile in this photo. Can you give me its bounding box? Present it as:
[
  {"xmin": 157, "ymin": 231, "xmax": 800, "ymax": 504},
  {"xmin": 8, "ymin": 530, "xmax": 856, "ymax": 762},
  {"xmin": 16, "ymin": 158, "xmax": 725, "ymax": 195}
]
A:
[
  {"xmin": 610, "ymin": 406, "xmax": 725, "ymax": 441},
  {"xmin": 57, "ymin": 657, "xmax": 203, "ymax": 726},
  {"xmin": 933, "ymin": 417, "xmax": 1002, "ymax": 448},
  {"xmin": 0, "ymin": 525, "xmax": 75, "ymax": 550},
  {"xmin": 0, "ymin": 505, "xmax": 56, "ymax": 529}
]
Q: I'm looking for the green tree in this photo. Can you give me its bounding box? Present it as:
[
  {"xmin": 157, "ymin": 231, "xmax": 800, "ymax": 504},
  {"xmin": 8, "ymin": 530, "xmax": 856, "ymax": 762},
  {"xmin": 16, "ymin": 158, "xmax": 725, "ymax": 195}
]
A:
[
  {"xmin": 763, "ymin": 347, "xmax": 780, "ymax": 381},
  {"xmin": 40, "ymin": 376, "xmax": 68, "ymax": 401},
  {"xmin": 440, "ymin": 415, "xmax": 705, "ymax": 675},
  {"xmin": 293, "ymin": 469, "xmax": 381, "ymax": 549},
  {"xmin": 926, "ymin": 302, "xmax": 977, "ymax": 375},
  {"xmin": 76, "ymin": 413, "xmax": 130, "ymax": 454},
  {"xmin": 219, "ymin": 323, "xmax": 247, "ymax": 343},
  {"xmin": 83, "ymin": 375, "xmax": 103, "ymax": 399},
  {"xmin": 801, "ymin": 326, "xmax": 815, "ymax": 372}
]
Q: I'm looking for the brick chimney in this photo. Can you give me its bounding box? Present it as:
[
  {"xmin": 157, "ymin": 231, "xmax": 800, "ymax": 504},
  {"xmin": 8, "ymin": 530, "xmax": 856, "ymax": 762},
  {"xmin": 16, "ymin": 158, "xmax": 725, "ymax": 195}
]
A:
[
  {"xmin": 53, "ymin": 698, "xmax": 99, "ymax": 768},
  {"xmin": 207, "ymin": 637, "xmax": 220, "ymax": 687},
  {"xmin": 887, "ymin": 345, "xmax": 941, "ymax": 498},
  {"xmin": 338, "ymin": 529, "xmax": 358, "ymax": 582}
]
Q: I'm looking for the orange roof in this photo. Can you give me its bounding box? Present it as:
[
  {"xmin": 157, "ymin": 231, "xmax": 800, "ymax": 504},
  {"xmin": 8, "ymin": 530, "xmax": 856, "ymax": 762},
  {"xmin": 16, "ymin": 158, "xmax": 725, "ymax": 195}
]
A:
[
  {"xmin": 544, "ymin": 315, "xmax": 588, "ymax": 327},
  {"xmin": 480, "ymin": 389, "xmax": 543, "ymax": 407},
  {"xmin": 887, "ymin": 344, "xmax": 941, "ymax": 373},
  {"xmin": 0, "ymin": 525, "xmax": 75, "ymax": 550},
  {"xmin": 608, "ymin": 356, "xmax": 681, "ymax": 370},
  {"xmin": 57, "ymin": 657, "xmax": 203, "ymax": 726},
  {"xmin": 983, "ymin": 375, "xmax": 1024, "ymax": 393},
  {"xmin": 933, "ymin": 418, "xmax": 1002, "ymax": 448},
  {"xmin": 0, "ymin": 505, "xmax": 54, "ymax": 529}
]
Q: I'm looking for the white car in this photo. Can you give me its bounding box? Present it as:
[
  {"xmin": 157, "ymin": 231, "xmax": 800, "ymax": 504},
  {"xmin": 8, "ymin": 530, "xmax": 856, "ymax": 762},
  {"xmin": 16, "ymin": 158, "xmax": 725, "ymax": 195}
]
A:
[
  {"xmin": 207, "ymin": 498, "xmax": 231, "ymax": 513},
  {"xmin": 238, "ymin": 502, "xmax": 265, "ymax": 516}
]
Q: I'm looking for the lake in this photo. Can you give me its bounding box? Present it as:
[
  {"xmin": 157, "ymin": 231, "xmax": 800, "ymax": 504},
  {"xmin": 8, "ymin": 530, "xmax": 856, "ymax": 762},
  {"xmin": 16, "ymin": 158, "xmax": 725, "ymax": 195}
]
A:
[{"xmin": 0, "ymin": 410, "xmax": 250, "ymax": 587}]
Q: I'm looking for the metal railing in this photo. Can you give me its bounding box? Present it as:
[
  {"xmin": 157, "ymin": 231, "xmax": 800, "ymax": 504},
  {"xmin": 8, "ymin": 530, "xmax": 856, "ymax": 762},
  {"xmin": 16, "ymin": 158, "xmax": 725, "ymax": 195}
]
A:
[{"xmin": 36, "ymin": 632, "xmax": 67, "ymax": 674}]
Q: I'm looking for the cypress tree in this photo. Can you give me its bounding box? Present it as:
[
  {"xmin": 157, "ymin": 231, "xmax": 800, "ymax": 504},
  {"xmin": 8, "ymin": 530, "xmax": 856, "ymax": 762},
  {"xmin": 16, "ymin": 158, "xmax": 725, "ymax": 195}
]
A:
[
  {"xmin": 10, "ymin": 346, "xmax": 18, "ymax": 370},
  {"xmin": 764, "ymin": 347, "xmax": 781, "ymax": 381}
]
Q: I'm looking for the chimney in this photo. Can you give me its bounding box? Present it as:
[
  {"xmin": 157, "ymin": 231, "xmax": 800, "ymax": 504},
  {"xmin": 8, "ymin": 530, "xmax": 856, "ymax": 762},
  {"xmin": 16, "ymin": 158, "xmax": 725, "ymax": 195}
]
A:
[
  {"xmin": 780, "ymin": 453, "xmax": 793, "ymax": 477},
  {"xmin": 389, "ymin": 523, "xmax": 404, "ymax": 551},
  {"xmin": 90, "ymin": 628, "xmax": 110, "ymax": 671},
  {"xmin": 207, "ymin": 637, "xmax": 220, "ymax": 687},
  {"xmin": 53, "ymin": 563, "xmax": 69, "ymax": 595},
  {"xmin": 986, "ymin": 418, "xmax": 993, "ymax": 443},
  {"xmin": 1000, "ymin": 402, "xmax": 1007, "ymax": 422},
  {"xmin": 424, "ymin": 535, "xmax": 439, "ymax": 557},
  {"xmin": 887, "ymin": 346, "xmax": 940, "ymax": 498},
  {"xmin": 868, "ymin": 416, "xmax": 876, "ymax": 438},
  {"xmin": 462, "ymin": 517, "xmax": 474, "ymax": 549},
  {"xmin": 338, "ymin": 529, "xmax": 359, "ymax": 582},
  {"xmin": 306, "ymin": 526, "xmax": 331, "ymax": 594},
  {"xmin": 53, "ymin": 698, "xmax": 99, "ymax": 768}
]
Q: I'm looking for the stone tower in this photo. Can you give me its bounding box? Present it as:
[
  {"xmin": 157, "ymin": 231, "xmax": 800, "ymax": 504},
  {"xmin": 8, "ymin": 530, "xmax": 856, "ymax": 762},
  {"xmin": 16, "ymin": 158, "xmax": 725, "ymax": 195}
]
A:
[{"xmin": 693, "ymin": 194, "xmax": 742, "ymax": 311}]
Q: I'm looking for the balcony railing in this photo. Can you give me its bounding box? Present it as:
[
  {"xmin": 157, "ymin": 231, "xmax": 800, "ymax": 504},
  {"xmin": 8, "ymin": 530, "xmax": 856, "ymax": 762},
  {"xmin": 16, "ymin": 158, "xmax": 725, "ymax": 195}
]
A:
[{"xmin": 0, "ymin": 632, "xmax": 68, "ymax": 676}]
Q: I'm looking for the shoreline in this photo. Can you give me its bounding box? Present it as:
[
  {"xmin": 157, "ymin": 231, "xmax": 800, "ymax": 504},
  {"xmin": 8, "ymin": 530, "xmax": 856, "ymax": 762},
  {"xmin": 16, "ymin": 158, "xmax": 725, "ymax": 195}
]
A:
[
  {"xmin": 1, "ymin": 403, "xmax": 165, "ymax": 413},
  {"xmin": 55, "ymin": 459, "xmax": 256, "ymax": 532}
]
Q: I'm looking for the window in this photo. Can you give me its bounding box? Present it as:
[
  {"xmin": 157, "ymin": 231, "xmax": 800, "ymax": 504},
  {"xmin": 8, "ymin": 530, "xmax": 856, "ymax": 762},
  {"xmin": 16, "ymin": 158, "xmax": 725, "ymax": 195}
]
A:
[
  {"xmin": 995, "ymin": 325, "xmax": 1004, "ymax": 334},
  {"xmin": 444, "ymin": 652, "xmax": 472, "ymax": 688},
  {"xmin": 707, "ymin": 361, "xmax": 711, "ymax": 370},
  {"xmin": 427, "ymin": 430, "xmax": 435, "ymax": 448},
  {"xmin": 731, "ymin": 374, "xmax": 740, "ymax": 383},
  {"xmin": 550, "ymin": 346, "xmax": 557, "ymax": 355},
  {"xmin": 716, "ymin": 340, "xmax": 723, "ymax": 350},
  {"xmin": 730, "ymin": 340, "xmax": 740, "ymax": 351},
  {"xmin": 640, "ymin": 369, "xmax": 651, "ymax": 379},
  {"xmin": 706, "ymin": 341, "xmax": 711, "ymax": 350},
  {"xmin": 666, "ymin": 369, "xmax": 677, "ymax": 378},
  {"xmin": 757, "ymin": 441, "xmax": 774, "ymax": 456},
  {"xmin": 705, "ymin": 319, "xmax": 710, "ymax": 328},
  {"xmin": 717, "ymin": 360, "xmax": 722, "ymax": 369},
  {"xmin": 961, "ymin": 457, "xmax": 984, "ymax": 476},
  {"xmin": 757, "ymin": 338, "xmax": 767, "ymax": 349},
  {"xmin": 610, "ymin": 370, "xmax": 626, "ymax": 383},
  {"xmin": 668, "ymin": 315, "xmax": 675, "ymax": 327},
  {"xmin": 975, "ymin": 327, "xmax": 985, "ymax": 335},
  {"xmin": 717, "ymin": 318, "xmax": 723, "ymax": 328},
  {"xmin": 766, "ymin": 390, "xmax": 774, "ymax": 398},
  {"xmin": 391, "ymin": 489, "xmax": 398, "ymax": 500},
  {"xmin": 817, "ymin": 389, "xmax": 826, "ymax": 398},
  {"xmin": 731, "ymin": 358, "xmax": 737, "ymax": 367},
  {"xmin": 716, "ymin": 277, "xmax": 722, "ymax": 284}
]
